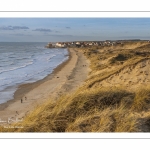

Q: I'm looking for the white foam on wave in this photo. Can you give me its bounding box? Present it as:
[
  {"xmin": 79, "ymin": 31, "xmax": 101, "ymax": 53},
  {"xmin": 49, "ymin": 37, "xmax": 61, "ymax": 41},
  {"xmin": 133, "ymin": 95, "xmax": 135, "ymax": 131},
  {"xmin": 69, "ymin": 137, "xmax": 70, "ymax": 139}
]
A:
[
  {"xmin": 0, "ymin": 43, "xmax": 68, "ymax": 104},
  {"xmin": 46, "ymin": 54, "xmax": 56, "ymax": 61},
  {"xmin": 0, "ymin": 86, "xmax": 17, "ymax": 104},
  {"xmin": 0, "ymin": 61, "xmax": 33, "ymax": 74}
]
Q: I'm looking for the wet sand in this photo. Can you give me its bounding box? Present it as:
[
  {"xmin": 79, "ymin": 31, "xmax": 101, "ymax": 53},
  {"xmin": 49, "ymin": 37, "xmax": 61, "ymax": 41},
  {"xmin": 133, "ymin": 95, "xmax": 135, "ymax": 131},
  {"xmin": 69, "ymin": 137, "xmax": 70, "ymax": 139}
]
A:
[{"xmin": 0, "ymin": 48, "xmax": 90, "ymax": 122}]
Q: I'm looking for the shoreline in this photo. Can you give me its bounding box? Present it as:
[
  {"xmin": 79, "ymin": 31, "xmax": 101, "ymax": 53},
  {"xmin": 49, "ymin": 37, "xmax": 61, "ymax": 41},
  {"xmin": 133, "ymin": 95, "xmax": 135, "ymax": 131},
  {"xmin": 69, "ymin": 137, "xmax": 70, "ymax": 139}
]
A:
[
  {"xmin": 0, "ymin": 48, "xmax": 90, "ymax": 121},
  {"xmin": 0, "ymin": 49, "xmax": 71, "ymax": 111}
]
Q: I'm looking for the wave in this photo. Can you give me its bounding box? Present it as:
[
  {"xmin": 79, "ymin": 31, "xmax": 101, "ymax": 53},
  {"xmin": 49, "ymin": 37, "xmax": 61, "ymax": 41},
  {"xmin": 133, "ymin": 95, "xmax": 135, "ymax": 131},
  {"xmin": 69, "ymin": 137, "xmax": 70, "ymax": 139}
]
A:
[
  {"xmin": 0, "ymin": 44, "xmax": 68, "ymax": 103},
  {"xmin": 0, "ymin": 61, "xmax": 33, "ymax": 74},
  {"xmin": 46, "ymin": 55, "xmax": 56, "ymax": 61}
]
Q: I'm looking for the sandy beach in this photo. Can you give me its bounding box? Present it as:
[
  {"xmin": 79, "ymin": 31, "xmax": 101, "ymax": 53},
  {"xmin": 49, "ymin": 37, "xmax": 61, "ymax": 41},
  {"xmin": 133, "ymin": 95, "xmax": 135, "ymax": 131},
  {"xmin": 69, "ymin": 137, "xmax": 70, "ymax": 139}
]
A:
[{"xmin": 0, "ymin": 48, "xmax": 90, "ymax": 122}]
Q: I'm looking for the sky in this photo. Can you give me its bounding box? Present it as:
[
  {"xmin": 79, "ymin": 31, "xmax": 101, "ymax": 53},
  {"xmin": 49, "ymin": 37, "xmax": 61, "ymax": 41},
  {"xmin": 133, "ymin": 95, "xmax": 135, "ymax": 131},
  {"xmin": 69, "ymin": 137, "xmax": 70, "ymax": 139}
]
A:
[{"xmin": 0, "ymin": 18, "xmax": 150, "ymax": 42}]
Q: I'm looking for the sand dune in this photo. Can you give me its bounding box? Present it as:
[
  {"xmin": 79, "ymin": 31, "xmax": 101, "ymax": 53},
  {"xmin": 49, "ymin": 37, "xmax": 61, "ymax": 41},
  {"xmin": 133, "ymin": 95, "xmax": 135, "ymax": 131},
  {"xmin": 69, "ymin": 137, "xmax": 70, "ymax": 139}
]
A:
[{"xmin": 96, "ymin": 59, "xmax": 150, "ymax": 91}]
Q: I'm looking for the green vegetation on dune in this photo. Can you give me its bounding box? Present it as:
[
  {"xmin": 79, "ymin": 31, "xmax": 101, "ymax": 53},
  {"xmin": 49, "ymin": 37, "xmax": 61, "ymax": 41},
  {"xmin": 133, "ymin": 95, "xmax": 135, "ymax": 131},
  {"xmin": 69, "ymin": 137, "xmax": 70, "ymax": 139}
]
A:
[{"xmin": 1, "ymin": 41, "xmax": 150, "ymax": 132}]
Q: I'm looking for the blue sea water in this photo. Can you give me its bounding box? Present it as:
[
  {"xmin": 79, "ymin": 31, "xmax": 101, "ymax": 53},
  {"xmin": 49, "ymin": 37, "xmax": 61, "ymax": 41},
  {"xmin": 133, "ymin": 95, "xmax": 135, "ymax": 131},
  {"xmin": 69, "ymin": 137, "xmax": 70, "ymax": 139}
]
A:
[{"xmin": 0, "ymin": 42, "xmax": 68, "ymax": 104}]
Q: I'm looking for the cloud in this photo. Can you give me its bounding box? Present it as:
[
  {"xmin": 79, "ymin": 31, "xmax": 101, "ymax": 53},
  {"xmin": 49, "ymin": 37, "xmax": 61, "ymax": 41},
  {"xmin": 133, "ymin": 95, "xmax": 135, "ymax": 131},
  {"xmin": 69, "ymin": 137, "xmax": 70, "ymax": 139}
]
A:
[
  {"xmin": 10, "ymin": 33, "xmax": 31, "ymax": 36},
  {"xmin": 66, "ymin": 27, "xmax": 71, "ymax": 29},
  {"xmin": 45, "ymin": 34, "xmax": 73, "ymax": 37},
  {"xmin": 0, "ymin": 26, "xmax": 29, "ymax": 30},
  {"xmin": 33, "ymin": 28, "xmax": 52, "ymax": 32},
  {"xmin": 12, "ymin": 26, "xmax": 29, "ymax": 30}
]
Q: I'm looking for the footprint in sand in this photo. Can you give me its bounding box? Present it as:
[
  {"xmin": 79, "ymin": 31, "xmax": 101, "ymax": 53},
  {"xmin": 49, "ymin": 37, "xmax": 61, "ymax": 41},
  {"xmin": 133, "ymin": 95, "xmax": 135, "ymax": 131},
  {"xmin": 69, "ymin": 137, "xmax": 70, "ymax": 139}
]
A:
[
  {"xmin": 143, "ymin": 79, "xmax": 146, "ymax": 82},
  {"xmin": 140, "ymin": 64, "xmax": 146, "ymax": 68},
  {"xmin": 137, "ymin": 79, "xmax": 141, "ymax": 83},
  {"xmin": 119, "ymin": 76, "xmax": 123, "ymax": 80},
  {"xmin": 128, "ymin": 81, "xmax": 132, "ymax": 84},
  {"xmin": 139, "ymin": 71, "xmax": 143, "ymax": 74},
  {"xmin": 144, "ymin": 71, "xmax": 148, "ymax": 75}
]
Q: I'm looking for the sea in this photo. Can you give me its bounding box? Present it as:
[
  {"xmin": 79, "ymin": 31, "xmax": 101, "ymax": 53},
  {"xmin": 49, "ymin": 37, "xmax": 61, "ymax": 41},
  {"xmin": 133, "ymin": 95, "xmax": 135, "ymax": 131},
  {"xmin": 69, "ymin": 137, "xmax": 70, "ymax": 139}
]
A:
[{"xmin": 0, "ymin": 42, "xmax": 69, "ymax": 104}]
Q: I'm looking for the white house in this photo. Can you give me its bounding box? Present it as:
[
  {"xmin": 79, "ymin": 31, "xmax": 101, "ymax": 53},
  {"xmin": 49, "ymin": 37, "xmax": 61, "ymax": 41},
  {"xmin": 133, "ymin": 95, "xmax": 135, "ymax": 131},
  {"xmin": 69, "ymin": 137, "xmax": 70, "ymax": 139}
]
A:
[
  {"xmin": 55, "ymin": 42, "xmax": 62, "ymax": 47},
  {"xmin": 76, "ymin": 42, "xmax": 81, "ymax": 45}
]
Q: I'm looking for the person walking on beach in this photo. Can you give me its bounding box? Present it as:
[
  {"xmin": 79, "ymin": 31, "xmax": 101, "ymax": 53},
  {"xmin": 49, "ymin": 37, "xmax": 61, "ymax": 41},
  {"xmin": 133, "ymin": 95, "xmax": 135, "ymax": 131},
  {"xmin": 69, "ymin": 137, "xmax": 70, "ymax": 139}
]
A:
[
  {"xmin": 25, "ymin": 96, "xmax": 27, "ymax": 100},
  {"xmin": 16, "ymin": 111, "xmax": 19, "ymax": 115},
  {"xmin": 21, "ymin": 99, "xmax": 23, "ymax": 103}
]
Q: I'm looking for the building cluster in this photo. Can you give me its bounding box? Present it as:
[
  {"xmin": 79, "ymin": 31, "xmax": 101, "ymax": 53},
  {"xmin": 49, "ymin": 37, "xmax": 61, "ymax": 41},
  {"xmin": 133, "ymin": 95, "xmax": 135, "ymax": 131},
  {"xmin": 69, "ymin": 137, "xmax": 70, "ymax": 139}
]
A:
[{"xmin": 45, "ymin": 41, "xmax": 124, "ymax": 48}]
